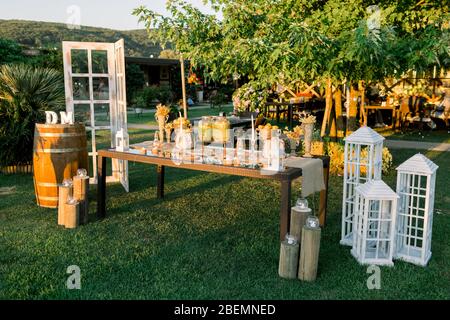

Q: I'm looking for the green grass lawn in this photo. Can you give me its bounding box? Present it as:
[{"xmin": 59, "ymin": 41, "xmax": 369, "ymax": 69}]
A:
[
  {"xmin": 1, "ymin": 135, "xmax": 449, "ymax": 299},
  {"xmin": 377, "ymin": 128, "xmax": 450, "ymax": 144}
]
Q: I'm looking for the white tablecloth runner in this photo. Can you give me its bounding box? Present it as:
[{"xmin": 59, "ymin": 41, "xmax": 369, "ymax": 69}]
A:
[{"xmin": 284, "ymin": 157, "xmax": 325, "ymax": 197}]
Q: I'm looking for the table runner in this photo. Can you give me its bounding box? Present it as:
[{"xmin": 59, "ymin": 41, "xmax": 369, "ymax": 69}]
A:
[{"xmin": 284, "ymin": 157, "xmax": 325, "ymax": 197}]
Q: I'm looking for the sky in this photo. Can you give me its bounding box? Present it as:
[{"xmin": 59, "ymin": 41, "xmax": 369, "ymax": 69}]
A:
[{"xmin": 0, "ymin": 0, "xmax": 217, "ymax": 30}]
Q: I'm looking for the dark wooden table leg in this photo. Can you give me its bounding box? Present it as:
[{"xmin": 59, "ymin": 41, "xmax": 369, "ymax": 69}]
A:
[
  {"xmin": 280, "ymin": 179, "xmax": 292, "ymax": 241},
  {"xmin": 318, "ymin": 165, "xmax": 330, "ymax": 227},
  {"xmin": 157, "ymin": 165, "xmax": 165, "ymax": 199},
  {"xmin": 288, "ymin": 104, "xmax": 293, "ymax": 129},
  {"xmin": 97, "ymin": 155, "xmax": 106, "ymax": 218},
  {"xmin": 276, "ymin": 105, "xmax": 280, "ymax": 124}
]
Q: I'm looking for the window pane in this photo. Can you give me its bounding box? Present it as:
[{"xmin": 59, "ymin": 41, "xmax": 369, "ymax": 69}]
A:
[
  {"xmin": 92, "ymin": 50, "xmax": 108, "ymax": 74},
  {"xmin": 94, "ymin": 103, "xmax": 110, "ymax": 125},
  {"xmin": 93, "ymin": 77, "xmax": 109, "ymax": 100},
  {"xmin": 74, "ymin": 103, "xmax": 91, "ymax": 125},
  {"xmin": 73, "ymin": 77, "xmax": 90, "ymax": 100},
  {"xmin": 71, "ymin": 49, "xmax": 88, "ymax": 73}
]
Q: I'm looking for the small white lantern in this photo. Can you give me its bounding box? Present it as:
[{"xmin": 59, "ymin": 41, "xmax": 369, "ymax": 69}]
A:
[
  {"xmin": 115, "ymin": 128, "xmax": 129, "ymax": 152},
  {"xmin": 341, "ymin": 126, "xmax": 384, "ymax": 246},
  {"xmin": 351, "ymin": 180, "xmax": 398, "ymax": 266},
  {"xmin": 395, "ymin": 153, "xmax": 438, "ymax": 266}
]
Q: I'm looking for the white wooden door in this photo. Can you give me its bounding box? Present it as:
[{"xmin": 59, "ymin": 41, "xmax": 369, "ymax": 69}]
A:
[{"xmin": 62, "ymin": 40, "xmax": 129, "ymax": 191}]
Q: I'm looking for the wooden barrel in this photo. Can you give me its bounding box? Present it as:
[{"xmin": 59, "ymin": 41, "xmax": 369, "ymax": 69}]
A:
[{"xmin": 33, "ymin": 124, "xmax": 88, "ymax": 208}]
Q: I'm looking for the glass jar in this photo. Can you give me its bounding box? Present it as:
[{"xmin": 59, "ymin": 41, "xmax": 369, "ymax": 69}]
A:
[
  {"xmin": 295, "ymin": 197, "xmax": 309, "ymax": 209},
  {"xmin": 235, "ymin": 128, "xmax": 246, "ymax": 163},
  {"xmin": 198, "ymin": 116, "xmax": 212, "ymax": 143},
  {"xmin": 173, "ymin": 117, "xmax": 190, "ymax": 130},
  {"xmin": 306, "ymin": 215, "xmax": 320, "ymax": 229},
  {"xmin": 212, "ymin": 116, "xmax": 230, "ymax": 144}
]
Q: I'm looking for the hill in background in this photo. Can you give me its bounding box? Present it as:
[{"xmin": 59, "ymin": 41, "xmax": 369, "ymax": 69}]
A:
[{"xmin": 0, "ymin": 19, "xmax": 162, "ymax": 57}]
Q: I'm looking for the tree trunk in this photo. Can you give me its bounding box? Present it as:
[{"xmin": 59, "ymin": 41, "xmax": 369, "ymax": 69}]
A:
[{"xmin": 346, "ymin": 83, "xmax": 359, "ymax": 135}]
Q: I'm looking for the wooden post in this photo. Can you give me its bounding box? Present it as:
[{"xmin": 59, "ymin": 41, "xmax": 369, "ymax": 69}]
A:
[
  {"xmin": 347, "ymin": 83, "xmax": 359, "ymax": 135},
  {"xmin": 180, "ymin": 54, "xmax": 188, "ymax": 119},
  {"xmin": 73, "ymin": 175, "xmax": 89, "ymax": 224},
  {"xmin": 64, "ymin": 200, "xmax": 80, "ymax": 229},
  {"xmin": 320, "ymin": 78, "xmax": 333, "ymax": 137},
  {"xmin": 334, "ymin": 87, "xmax": 344, "ymax": 138},
  {"xmin": 298, "ymin": 225, "xmax": 321, "ymax": 281},
  {"xmin": 58, "ymin": 185, "xmax": 72, "ymax": 226},
  {"xmin": 359, "ymin": 81, "xmax": 366, "ymax": 126},
  {"xmin": 290, "ymin": 207, "xmax": 311, "ymax": 243},
  {"xmin": 279, "ymin": 238, "xmax": 300, "ymax": 279}
]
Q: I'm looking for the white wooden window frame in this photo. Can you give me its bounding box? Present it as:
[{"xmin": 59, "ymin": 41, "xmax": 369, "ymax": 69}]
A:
[{"xmin": 63, "ymin": 40, "xmax": 129, "ymax": 191}]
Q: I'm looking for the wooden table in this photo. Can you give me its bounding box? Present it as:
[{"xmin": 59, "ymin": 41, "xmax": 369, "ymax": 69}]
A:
[
  {"xmin": 363, "ymin": 104, "xmax": 399, "ymax": 129},
  {"xmin": 96, "ymin": 149, "xmax": 330, "ymax": 240}
]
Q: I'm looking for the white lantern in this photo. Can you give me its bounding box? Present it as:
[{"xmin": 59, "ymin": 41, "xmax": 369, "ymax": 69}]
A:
[
  {"xmin": 351, "ymin": 180, "xmax": 398, "ymax": 266},
  {"xmin": 115, "ymin": 128, "xmax": 129, "ymax": 152},
  {"xmin": 341, "ymin": 126, "xmax": 384, "ymax": 246},
  {"xmin": 395, "ymin": 153, "xmax": 438, "ymax": 266}
]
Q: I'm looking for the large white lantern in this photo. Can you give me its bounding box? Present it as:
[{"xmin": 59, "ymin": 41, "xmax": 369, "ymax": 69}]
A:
[
  {"xmin": 351, "ymin": 180, "xmax": 398, "ymax": 266},
  {"xmin": 395, "ymin": 153, "xmax": 438, "ymax": 266},
  {"xmin": 341, "ymin": 127, "xmax": 384, "ymax": 246}
]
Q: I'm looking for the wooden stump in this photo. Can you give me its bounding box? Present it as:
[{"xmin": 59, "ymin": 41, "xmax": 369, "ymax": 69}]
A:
[
  {"xmin": 298, "ymin": 226, "xmax": 321, "ymax": 281},
  {"xmin": 64, "ymin": 201, "xmax": 79, "ymax": 229},
  {"xmin": 290, "ymin": 207, "xmax": 311, "ymax": 244},
  {"xmin": 279, "ymin": 240, "xmax": 300, "ymax": 279},
  {"xmin": 73, "ymin": 175, "xmax": 89, "ymax": 224},
  {"xmin": 58, "ymin": 185, "xmax": 72, "ymax": 226}
]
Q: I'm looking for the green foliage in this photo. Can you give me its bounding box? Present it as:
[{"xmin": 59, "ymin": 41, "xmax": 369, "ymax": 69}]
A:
[
  {"xmin": 125, "ymin": 63, "xmax": 145, "ymax": 105},
  {"xmin": 0, "ymin": 64, "xmax": 65, "ymax": 166},
  {"xmin": 0, "ymin": 38, "xmax": 26, "ymax": 64},
  {"xmin": 159, "ymin": 49, "xmax": 180, "ymax": 59},
  {"xmin": 134, "ymin": 85, "xmax": 174, "ymax": 108},
  {"xmin": 0, "ymin": 19, "xmax": 162, "ymax": 57},
  {"xmin": 134, "ymin": 0, "xmax": 449, "ymax": 108}
]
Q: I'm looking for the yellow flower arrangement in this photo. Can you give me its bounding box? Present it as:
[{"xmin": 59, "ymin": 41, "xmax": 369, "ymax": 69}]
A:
[
  {"xmin": 257, "ymin": 123, "xmax": 278, "ymax": 139},
  {"xmin": 173, "ymin": 117, "xmax": 191, "ymax": 129},
  {"xmin": 155, "ymin": 103, "xmax": 171, "ymax": 118},
  {"xmin": 298, "ymin": 114, "xmax": 316, "ymax": 124},
  {"xmin": 164, "ymin": 122, "xmax": 174, "ymax": 130},
  {"xmin": 283, "ymin": 125, "xmax": 303, "ymax": 140}
]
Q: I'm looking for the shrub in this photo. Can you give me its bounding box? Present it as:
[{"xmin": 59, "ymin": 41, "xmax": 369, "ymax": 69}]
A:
[
  {"xmin": 0, "ymin": 64, "xmax": 65, "ymax": 166},
  {"xmin": 320, "ymin": 141, "xmax": 393, "ymax": 176},
  {"xmin": 134, "ymin": 85, "xmax": 174, "ymax": 108}
]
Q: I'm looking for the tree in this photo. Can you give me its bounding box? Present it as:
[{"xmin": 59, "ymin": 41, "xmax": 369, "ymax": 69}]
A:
[
  {"xmin": 125, "ymin": 63, "xmax": 146, "ymax": 105},
  {"xmin": 159, "ymin": 49, "xmax": 180, "ymax": 59},
  {"xmin": 133, "ymin": 0, "xmax": 449, "ymax": 113}
]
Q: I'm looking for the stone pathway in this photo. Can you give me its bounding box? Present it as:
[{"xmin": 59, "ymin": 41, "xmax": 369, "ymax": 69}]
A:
[{"xmin": 385, "ymin": 139, "xmax": 450, "ymax": 152}]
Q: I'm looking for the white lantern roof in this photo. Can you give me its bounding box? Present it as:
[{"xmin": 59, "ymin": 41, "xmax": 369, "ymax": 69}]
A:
[
  {"xmin": 356, "ymin": 180, "xmax": 398, "ymax": 199},
  {"xmin": 344, "ymin": 126, "xmax": 385, "ymax": 144},
  {"xmin": 396, "ymin": 153, "xmax": 438, "ymax": 175}
]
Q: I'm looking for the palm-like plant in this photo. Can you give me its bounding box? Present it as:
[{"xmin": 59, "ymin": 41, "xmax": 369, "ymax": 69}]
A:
[{"xmin": 0, "ymin": 64, "xmax": 65, "ymax": 167}]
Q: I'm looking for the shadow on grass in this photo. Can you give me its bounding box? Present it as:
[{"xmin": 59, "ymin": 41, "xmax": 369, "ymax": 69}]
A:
[{"xmin": 93, "ymin": 174, "xmax": 244, "ymax": 220}]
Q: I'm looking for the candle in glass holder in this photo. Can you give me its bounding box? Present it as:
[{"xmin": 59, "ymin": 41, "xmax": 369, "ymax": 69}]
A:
[
  {"xmin": 64, "ymin": 196, "xmax": 79, "ymax": 229},
  {"xmin": 73, "ymin": 169, "xmax": 89, "ymax": 224},
  {"xmin": 58, "ymin": 179, "xmax": 73, "ymax": 226}
]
